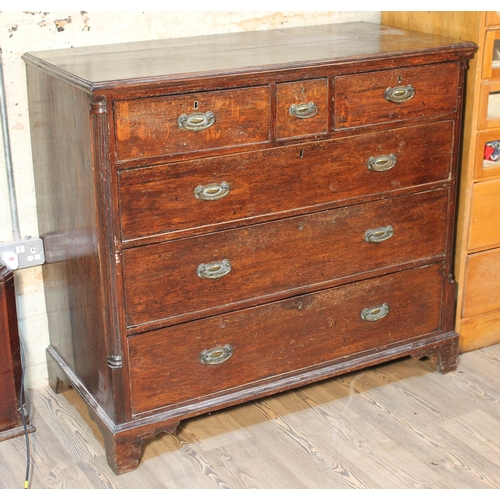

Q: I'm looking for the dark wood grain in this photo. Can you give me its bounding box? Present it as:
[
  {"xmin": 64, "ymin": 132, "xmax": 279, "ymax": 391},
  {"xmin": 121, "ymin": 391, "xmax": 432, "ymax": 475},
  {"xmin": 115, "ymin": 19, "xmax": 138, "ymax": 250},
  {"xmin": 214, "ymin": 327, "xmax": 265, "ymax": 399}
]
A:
[
  {"xmin": 0, "ymin": 264, "xmax": 35, "ymax": 441},
  {"xmin": 334, "ymin": 61, "xmax": 460, "ymax": 129},
  {"xmin": 0, "ymin": 266, "xmax": 24, "ymax": 437},
  {"xmin": 23, "ymin": 22, "xmax": 476, "ymax": 474},
  {"xmin": 21, "ymin": 22, "xmax": 476, "ymax": 91},
  {"xmin": 276, "ymin": 78, "xmax": 329, "ymax": 139},
  {"xmin": 25, "ymin": 67, "xmax": 115, "ymax": 417},
  {"xmin": 128, "ymin": 263, "xmax": 445, "ymax": 414},
  {"xmin": 118, "ymin": 120, "xmax": 454, "ymax": 242},
  {"xmin": 114, "ymin": 86, "xmax": 271, "ymax": 161},
  {"xmin": 122, "ymin": 188, "xmax": 449, "ymax": 329}
]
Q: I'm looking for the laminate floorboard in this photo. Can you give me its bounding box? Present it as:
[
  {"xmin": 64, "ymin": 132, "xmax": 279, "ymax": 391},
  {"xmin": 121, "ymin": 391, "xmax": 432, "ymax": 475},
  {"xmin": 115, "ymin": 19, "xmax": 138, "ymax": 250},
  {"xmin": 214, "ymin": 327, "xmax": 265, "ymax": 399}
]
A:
[{"xmin": 1, "ymin": 344, "xmax": 499, "ymax": 489}]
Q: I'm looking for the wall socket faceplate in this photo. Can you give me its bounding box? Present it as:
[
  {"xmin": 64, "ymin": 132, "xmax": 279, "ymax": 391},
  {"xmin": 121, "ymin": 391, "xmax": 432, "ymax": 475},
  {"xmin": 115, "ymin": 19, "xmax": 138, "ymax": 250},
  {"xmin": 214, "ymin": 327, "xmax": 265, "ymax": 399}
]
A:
[{"xmin": 0, "ymin": 237, "xmax": 45, "ymax": 270}]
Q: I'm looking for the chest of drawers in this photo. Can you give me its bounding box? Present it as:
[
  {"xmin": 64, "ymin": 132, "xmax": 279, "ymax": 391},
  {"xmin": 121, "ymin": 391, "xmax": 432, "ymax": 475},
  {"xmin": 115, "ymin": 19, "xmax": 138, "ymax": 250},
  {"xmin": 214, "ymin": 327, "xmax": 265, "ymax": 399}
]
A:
[{"xmin": 23, "ymin": 22, "xmax": 476, "ymax": 474}]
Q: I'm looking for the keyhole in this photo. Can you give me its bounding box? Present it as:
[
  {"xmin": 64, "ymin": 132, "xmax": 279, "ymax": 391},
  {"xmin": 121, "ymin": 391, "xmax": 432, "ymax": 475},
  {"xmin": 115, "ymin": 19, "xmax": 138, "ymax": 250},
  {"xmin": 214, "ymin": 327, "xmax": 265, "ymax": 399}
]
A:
[
  {"xmin": 398, "ymin": 75, "xmax": 402, "ymax": 84},
  {"xmin": 299, "ymin": 85, "xmax": 305, "ymax": 94},
  {"xmin": 299, "ymin": 149, "xmax": 304, "ymax": 158},
  {"xmin": 194, "ymin": 101, "xmax": 199, "ymax": 109}
]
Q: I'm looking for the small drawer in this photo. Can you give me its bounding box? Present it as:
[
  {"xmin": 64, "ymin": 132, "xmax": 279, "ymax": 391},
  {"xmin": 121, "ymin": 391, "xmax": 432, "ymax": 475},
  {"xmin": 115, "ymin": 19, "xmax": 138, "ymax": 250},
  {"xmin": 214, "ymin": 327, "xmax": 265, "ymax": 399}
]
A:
[
  {"xmin": 118, "ymin": 120, "xmax": 454, "ymax": 241},
  {"xmin": 462, "ymin": 247, "xmax": 500, "ymax": 318},
  {"xmin": 333, "ymin": 62, "xmax": 459, "ymax": 129},
  {"xmin": 468, "ymin": 178, "xmax": 500, "ymax": 251},
  {"xmin": 122, "ymin": 188, "xmax": 449, "ymax": 328},
  {"xmin": 128, "ymin": 262, "xmax": 445, "ymax": 414},
  {"xmin": 114, "ymin": 86, "xmax": 271, "ymax": 162},
  {"xmin": 276, "ymin": 79, "xmax": 328, "ymax": 140}
]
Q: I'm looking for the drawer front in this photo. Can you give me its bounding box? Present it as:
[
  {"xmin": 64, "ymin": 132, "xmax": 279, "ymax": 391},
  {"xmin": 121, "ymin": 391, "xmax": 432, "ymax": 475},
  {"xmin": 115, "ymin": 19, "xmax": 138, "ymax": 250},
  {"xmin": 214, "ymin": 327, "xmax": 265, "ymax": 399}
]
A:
[
  {"xmin": 468, "ymin": 178, "xmax": 500, "ymax": 251},
  {"xmin": 114, "ymin": 87, "xmax": 271, "ymax": 161},
  {"xmin": 122, "ymin": 188, "xmax": 449, "ymax": 328},
  {"xmin": 118, "ymin": 121, "xmax": 453, "ymax": 241},
  {"xmin": 128, "ymin": 263, "xmax": 445, "ymax": 414},
  {"xmin": 462, "ymin": 247, "xmax": 500, "ymax": 318},
  {"xmin": 276, "ymin": 78, "xmax": 328, "ymax": 139},
  {"xmin": 334, "ymin": 62, "xmax": 459, "ymax": 129}
]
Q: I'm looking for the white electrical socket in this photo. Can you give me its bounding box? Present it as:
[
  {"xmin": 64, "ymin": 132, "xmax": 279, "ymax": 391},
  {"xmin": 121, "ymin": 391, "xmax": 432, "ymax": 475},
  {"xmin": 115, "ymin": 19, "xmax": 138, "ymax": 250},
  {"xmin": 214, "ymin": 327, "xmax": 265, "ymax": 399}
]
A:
[{"xmin": 0, "ymin": 237, "xmax": 45, "ymax": 270}]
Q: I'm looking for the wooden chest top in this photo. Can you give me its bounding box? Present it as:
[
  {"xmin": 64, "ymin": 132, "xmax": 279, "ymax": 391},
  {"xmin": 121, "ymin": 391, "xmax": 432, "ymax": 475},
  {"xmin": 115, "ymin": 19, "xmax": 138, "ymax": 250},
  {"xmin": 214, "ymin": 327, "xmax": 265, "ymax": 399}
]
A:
[{"xmin": 22, "ymin": 22, "xmax": 476, "ymax": 90}]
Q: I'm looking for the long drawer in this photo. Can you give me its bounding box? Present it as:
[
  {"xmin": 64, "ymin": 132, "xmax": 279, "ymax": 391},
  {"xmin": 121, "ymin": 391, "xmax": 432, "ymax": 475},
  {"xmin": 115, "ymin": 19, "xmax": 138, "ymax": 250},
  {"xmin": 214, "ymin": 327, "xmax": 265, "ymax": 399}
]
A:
[
  {"xmin": 122, "ymin": 188, "xmax": 449, "ymax": 328},
  {"xmin": 127, "ymin": 262, "xmax": 445, "ymax": 414},
  {"xmin": 334, "ymin": 62, "xmax": 460, "ymax": 129},
  {"xmin": 118, "ymin": 121, "xmax": 454, "ymax": 241}
]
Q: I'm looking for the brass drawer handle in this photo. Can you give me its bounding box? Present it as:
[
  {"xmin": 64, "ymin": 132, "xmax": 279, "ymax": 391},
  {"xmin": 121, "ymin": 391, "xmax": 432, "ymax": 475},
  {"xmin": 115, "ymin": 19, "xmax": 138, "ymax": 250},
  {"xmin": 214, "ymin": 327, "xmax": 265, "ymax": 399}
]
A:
[
  {"xmin": 360, "ymin": 303, "xmax": 390, "ymax": 322},
  {"xmin": 178, "ymin": 110, "xmax": 215, "ymax": 131},
  {"xmin": 384, "ymin": 85, "xmax": 415, "ymax": 104},
  {"xmin": 364, "ymin": 225, "xmax": 394, "ymax": 244},
  {"xmin": 197, "ymin": 259, "xmax": 232, "ymax": 280},
  {"xmin": 194, "ymin": 181, "xmax": 231, "ymax": 201},
  {"xmin": 200, "ymin": 344, "xmax": 234, "ymax": 365},
  {"xmin": 289, "ymin": 102, "xmax": 318, "ymax": 119},
  {"xmin": 367, "ymin": 153, "xmax": 398, "ymax": 172}
]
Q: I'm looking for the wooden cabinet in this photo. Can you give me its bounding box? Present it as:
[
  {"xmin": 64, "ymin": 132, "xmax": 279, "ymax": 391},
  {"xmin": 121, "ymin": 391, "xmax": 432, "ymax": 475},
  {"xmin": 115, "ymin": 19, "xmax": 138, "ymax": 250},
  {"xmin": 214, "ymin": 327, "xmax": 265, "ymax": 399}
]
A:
[
  {"xmin": 382, "ymin": 12, "xmax": 500, "ymax": 352},
  {"xmin": 0, "ymin": 265, "xmax": 34, "ymax": 440},
  {"xmin": 22, "ymin": 22, "xmax": 475, "ymax": 474}
]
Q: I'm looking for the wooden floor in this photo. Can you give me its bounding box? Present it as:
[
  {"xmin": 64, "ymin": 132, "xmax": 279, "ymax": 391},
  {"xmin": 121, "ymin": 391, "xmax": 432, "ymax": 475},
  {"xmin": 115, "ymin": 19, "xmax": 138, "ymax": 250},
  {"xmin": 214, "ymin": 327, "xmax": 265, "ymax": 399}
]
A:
[{"xmin": 1, "ymin": 343, "xmax": 500, "ymax": 489}]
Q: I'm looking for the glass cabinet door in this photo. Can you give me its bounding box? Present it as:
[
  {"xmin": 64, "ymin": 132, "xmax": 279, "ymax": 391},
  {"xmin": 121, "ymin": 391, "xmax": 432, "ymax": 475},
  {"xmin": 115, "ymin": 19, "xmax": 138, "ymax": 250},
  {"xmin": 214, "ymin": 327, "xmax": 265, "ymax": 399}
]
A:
[
  {"xmin": 483, "ymin": 28, "xmax": 500, "ymax": 79},
  {"xmin": 478, "ymin": 80, "xmax": 500, "ymax": 130},
  {"xmin": 475, "ymin": 130, "xmax": 500, "ymax": 178}
]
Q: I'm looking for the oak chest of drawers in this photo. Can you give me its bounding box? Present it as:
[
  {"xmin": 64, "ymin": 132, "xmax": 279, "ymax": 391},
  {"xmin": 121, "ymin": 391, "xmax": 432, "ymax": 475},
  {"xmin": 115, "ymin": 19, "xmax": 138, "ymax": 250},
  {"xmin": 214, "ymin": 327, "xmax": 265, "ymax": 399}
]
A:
[{"xmin": 23, "ymin": 22, "xmax": 476, "ymax": 474}]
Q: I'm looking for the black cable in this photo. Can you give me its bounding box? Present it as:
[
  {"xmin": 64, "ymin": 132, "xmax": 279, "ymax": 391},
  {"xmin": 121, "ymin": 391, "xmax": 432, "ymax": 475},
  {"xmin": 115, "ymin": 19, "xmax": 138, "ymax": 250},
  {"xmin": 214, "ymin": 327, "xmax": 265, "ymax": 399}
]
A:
[{"xmin": 18, "ymin": 338, "xmax": 31, "ymax": 489}]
